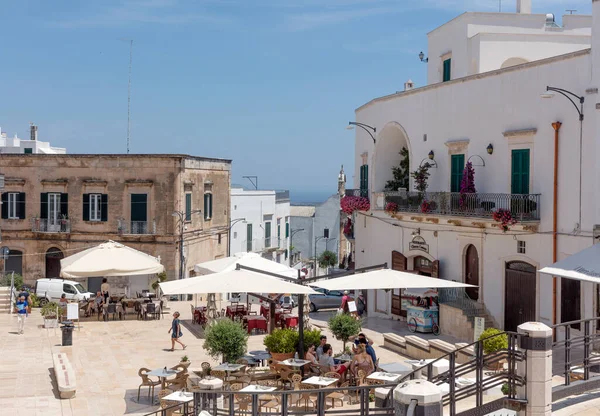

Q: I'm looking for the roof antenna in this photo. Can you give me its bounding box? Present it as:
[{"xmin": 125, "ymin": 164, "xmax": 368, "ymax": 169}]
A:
[
  {"xmin": 566, "ymin": 9, "xmax": 577, "ymax": 15},
  {"xmin": 119, "ymin": 38, "xmax": 133, "ymax": 154}
]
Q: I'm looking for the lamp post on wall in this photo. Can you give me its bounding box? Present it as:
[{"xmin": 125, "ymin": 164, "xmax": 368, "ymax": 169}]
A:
[
  {"xmin": 172, "ymin": 210, "xmax": 202, "ymax": 282},
  {"xmin": 314, "ymin": 228, "xmax": 330, "ymax": 277},
  {"xmin": 289, "ymin": 228, "xmax": 304, "ymax": 266},
  {"xmin": 227, "ymin": 218, "xmax": 247, "ymax": 257},
  {"xmin": 346, "ymin": 122, "xmax": 376, "ymax": 144}
]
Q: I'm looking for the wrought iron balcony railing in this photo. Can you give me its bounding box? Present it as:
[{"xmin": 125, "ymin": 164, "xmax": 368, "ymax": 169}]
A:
[
  {"xmin": 117, "ymin": 219, "xmax": 156, "ymax": 235},
  {"xmin": 345, "ymin": 188, "xmax": 369, "ymax": 199},
  {"xmin": 374, "ymin": 191, "xmax": 541, "ymax": 221},
  {"xmin": 31, "ymin": 218, "xmax": 71, "ymax": 233},
  {"xmin": 242, "ymin": 238, "xmax": 288, "ymax": 253}
]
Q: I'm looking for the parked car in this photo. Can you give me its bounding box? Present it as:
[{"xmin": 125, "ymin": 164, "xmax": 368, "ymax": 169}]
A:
[
  {"xmin": 308, "ymin": 287, "xmax": 353, "ymax": 312},
  {"xmin": 35, "ymin": 278, "xmax": 94, "ymax": 305},
  {"xmin": 279, "ymin": 295, "xmax": 295, "ymax": 309}
]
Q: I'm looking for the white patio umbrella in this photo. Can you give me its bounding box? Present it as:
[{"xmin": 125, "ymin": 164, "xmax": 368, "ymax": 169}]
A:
[
  {"xmin": 60, "ymin": 240, "xmax": 164, "ymax": 278},
  {"xmin": 539, "ymin": 244, "xmax": 600, "ymax": 284},
  {"xmin": 194, "ymin": 252, "xmax": 304, "ymax": 278},
  {"xmin": 159, "ymin": 268, "xmax": 318, "ymax": 296},
  {"xmin": 313, "ymin": 268, "xmax": 476, "ymax": 291}
]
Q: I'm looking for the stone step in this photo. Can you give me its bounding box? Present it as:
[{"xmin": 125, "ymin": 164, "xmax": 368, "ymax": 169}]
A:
[{"xmin": 0, "ymin": 287, "xmax": 11, "ymax": 293}]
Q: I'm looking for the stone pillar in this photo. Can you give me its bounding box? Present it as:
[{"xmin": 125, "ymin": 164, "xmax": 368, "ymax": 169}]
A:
[
  {"xmin": 517, "ymin": 322, "xmax": 553, "ymax": 416},
  {"xmin": 393, "ymin": 379, "xmax": 442, "ymax": 416}
]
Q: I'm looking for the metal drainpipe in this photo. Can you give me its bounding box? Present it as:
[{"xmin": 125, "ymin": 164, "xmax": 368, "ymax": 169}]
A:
[{"xmin": 552, "ymin": 121, "xmax": 562, "ymax": 332}]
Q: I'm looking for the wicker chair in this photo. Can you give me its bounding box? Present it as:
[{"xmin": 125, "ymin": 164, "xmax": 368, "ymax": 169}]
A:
[
  {"xmin": 158, "ymin": 389, "xmax": 183, "ymax": 416},
  {"xmin": 297, "ymin": 384, "xmax": 318, "ymax": 411},
  {"xmin": 357, "ymin": 370, "xmax": 367, "ymax": 386},
  {"xmin": 323, "ymin": 372, "xmax": 342, "ymax": 387},
  {"xmin": 230, "ymin": 359, "xmax": 248, "ymax": 379},
  {"xmin": 326, "ymin": 381, "xmax": 347, "ymax": 408},
  {"xmin": 165, "ymin": 372, "xmax": 189, "ymax": 390},
  {"xmin": 137, "ymin": 367, "xmax": 161, "ymax": 401},
  {"xmin": 230, "ymin": 383, "xmax": 252, "ymax": 412}
]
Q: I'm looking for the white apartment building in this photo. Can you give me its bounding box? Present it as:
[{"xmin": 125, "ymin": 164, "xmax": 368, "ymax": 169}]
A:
[
  {"xmin": 350, "ymin": 0, "xmax": 600, "ymax": 338},
  {"xmin": 230, "ymin": 187, "xmax": 290, "ymax": 265},
  {"xmin": 0, "ymin": 124, "xmax": 66, "ymax": 154}
]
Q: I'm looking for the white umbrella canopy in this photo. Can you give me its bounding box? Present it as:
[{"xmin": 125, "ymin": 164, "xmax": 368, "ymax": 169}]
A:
[
  {"xmin": 539, "ymin": 244, "xmax": 600, "ymax": 284},
  {"xmin": 313, "ymin": 269, "xmax": 476, "ymax": 291},
  {"xmin": 159, "ymin": 268, "xmax": 318, "ymax": 296},
  {"xmin": 194, "ymin": 252, "xmax": 303, "ymax": 279},
  {"xmin": 60, "ymin": 240, "xmax": 164, "ymax": 278}
]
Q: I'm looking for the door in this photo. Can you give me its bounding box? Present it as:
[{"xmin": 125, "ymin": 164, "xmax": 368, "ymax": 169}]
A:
[
  {"xmin": 48, "ymin": 193, "xmax": 61, "ymax": 232},
  {"xmin": 88, "ymin": 277, "xmax": 103, "ymax": 294},
  {"xmin": 450, "ymin": 154, "xmax": 464, "ymax": 193},
  {"xmin": 5, "ymin": 250, "xmax": 23, "ymax": 276},
  {"xmin": 45, "ymin": 248, "xmax": 64, "ymax": 278},
  {"xmin": 504, "ymin": 261, "xmax": 536, "ymax": 331},
  {"xmin": 414, "ymin": 256, "xmax": 433, "ymax": 277},
  {"xmin": 327, "ymin": 290, "xmax": 343, "ymax": 309},
  {"xmin": 465, "ymin": 245, "xmax": 479, "ymax": 300},
  {"xmin": 391, "ymin": 251, "xmax": 407, "ymax": 317},
  {"xmin": 561, "ymin": 278, "xmax": 581, "ymax": 330},
  {"xmin": 130, "ymin": 194, "xmax": 148, "ymax": 233},
  {"xmin": 246, "ymin": 223, "xmax": 253, "ymax": 251},
  {"xmin": 511, "ymin": 149, "xmax": 530, "ymax": 194}
]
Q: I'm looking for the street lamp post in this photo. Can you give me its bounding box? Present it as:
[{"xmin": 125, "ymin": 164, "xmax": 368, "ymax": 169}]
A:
[
  {"xmin": 227, "ymin": 218, "xmax": 247, "ymax": 257},
  {"xmin": 314, "ymin": 236, "xmax": 332, "ymax": 277},
  {"xmin": 289, "ymin": 228, "xmax": 304, "ymax": 266}
]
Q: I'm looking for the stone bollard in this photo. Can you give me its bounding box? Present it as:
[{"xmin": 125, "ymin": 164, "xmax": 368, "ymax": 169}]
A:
[
  {"xmin": 517, "ymin": 322, "xmax": 553, "ymax": 416},
  {"xmin": 393, "ymin": 379, "xmax": 442, "ymax": 416}
]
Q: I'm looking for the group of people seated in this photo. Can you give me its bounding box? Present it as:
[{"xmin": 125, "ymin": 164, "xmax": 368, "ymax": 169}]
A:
[{"xmin": 304, "ymin": 333, "xmax": 378, "ymax": 377}]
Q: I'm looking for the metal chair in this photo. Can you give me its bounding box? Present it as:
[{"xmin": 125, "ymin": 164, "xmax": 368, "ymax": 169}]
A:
[{"xmin": 137, "ymin": 367, "xmax": 161, "ymax": 401}]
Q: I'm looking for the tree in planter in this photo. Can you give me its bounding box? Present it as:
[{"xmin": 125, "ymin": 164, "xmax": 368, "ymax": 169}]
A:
[
  {"xmin": 263, "ymin": 328, "xmax": 299, "ymax": 359},
  {"xmin": 203, "ymin": 318, "xmax": 249, "ymax": 363},
  {"xmin": 151, "ymin": 271, "xmax": 168, "ymax": 295},
  {"xmin": 385, "ymin": 147, "xmax": 410, "ymax": 191},
  {"xmin": 411, "ymin": 164, "xmax": 431, "ymax": 198},
  {"xmin": 318, "ymin": 250, "xmax": 338, "ymax": 269},
  {"xmin": 328, "ymin": 313, "xmax": 362, "ymax": 351},
  {"xmin": 303, "ymin": 328, "xmax": 323, "ymax": 350}
]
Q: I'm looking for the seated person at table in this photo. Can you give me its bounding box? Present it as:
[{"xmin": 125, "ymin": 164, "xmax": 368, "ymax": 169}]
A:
[
  {"xmin": 352, "ymin": 333, "xmax": 373, "ymax": 353},
  {"xmin": 358, "ymin": 338, "xmax": 377, "ymax": 367},
  {"xmin": 89, "ymin": 291, "xmax": 104, "ymax": 314},
  {"xmin": 350, "ymin": 343, "xmax": 375, "ymax": 376},
  {"xmin": 305, "ymin": 344, "xmax": 318, "ymax": 364},
  {"xmin": 319, "ymin": 344, "xmax": 348, "ymax": 375},
  {"xmin": 58, "ymin": 294, "xmax": 68, "ymax": 307},
  {"xmin": 316, "ymin": 335, "xmax": 327, "ymax": 359}
]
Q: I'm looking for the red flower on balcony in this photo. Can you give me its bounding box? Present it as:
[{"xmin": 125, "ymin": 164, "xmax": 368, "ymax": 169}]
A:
[
  {"xmin": 341, "ymin": 196, "xmax": 370, "ymax": 214},
  {"xmin": 385, "ymin": 202, "xmax": 399, "ymax": 215},
  {"xmin": 492, "ymin": 208, "xmax": 517, "ymax": 232},
  {"xmin": 420, "ymin": 200, "xmax": 433, "ymax": 213},
  {"xmin": 343, "ymin": 218, "xmax": 353, "ymax": 236}
]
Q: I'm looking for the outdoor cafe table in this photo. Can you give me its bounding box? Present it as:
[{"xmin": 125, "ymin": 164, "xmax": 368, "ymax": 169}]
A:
[
  {"xmin": 303, "ymin": 376, "xmax": 339, "ymax": 387},
  {"xmin": 140, "ymin": 301, "xmax": 161, "ymax": 320},
  {"xmin": 281, "ymin": 314, "xmax": 299, "ymax": 329},
  {"xmin": 244, "ymin": 315, "xmax": 268, "ymax": 334},
  {"xmin": 164, "ymin": 390, "xmax": 193, "ymax": 412},
  {"xmin": 280, "ymin": 358, "xmax": 311, "ymax": 368},
  {"xmin": 367, "ymin": 372, "xmax": 403, "ymax": 383},
  {"xmin": 378, "ymin": 362, "xmax": 413, "ymax": 375},
  {"xmin": 147, "ymin": 368, "xmax": 178, "ymax": 389},
  {"xmin": 249, "ymin": 350, "xmax": 271, "ymax": 366},
  {"xmin": 226, "ymin": 305, "xmax": 247, "ymax": 318},
  {"xmin": 240, "ymin": 384, "xmax": 277, "ymax": 392},
  {"xmin": 213, "ymin": 363, "xmax": 245, "ymax": 380}
]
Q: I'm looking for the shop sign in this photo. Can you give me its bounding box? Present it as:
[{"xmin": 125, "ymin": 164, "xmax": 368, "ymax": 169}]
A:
[{"xmin": 409, "ymin": 236, "xmax": 429, "ymax": 253}]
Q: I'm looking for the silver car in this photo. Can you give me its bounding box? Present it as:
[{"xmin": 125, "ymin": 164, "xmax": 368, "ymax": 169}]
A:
[{"xmin": 308, "ymin": 287, "xmax": 352, "ymax": 312}]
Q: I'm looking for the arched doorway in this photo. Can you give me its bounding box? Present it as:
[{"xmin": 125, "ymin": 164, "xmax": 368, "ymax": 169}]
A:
[
  {"xmin": 45, "ymin": 247, "xmax": 64, "ymax": 278},
  {"xmin": 373, "ymin": 122, "xmax": 411, "ymax": 193},
  {"xmin": 504, "ymin": 261, "xmax": 536, "ymax": 331},
  {"xmin": 465, "ymin": 245, "xmax": 479, "ymax": 300},
  {"xmin": 5, "ymin": 250, "xmax": 23, "ymax": 276}
]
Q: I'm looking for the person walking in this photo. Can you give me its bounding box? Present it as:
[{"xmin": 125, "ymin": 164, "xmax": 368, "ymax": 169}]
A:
[
  {"xmin": 356, "ymin": 292, "xmax": 366, "ymax": 317},
  {"xmin": 340, "ymin": 291, "xmax": 350, "ymax": 314},
  {"xmin": 168, "ymin": 311, "xmax": 187, "ymax": 351},
  {"xmin": 14, "ymin": 295, "xmax": 29, "ymax": 334},
  {"xmin": 101, "ymin": 278, "xmax": 110, "ymax": 303}
]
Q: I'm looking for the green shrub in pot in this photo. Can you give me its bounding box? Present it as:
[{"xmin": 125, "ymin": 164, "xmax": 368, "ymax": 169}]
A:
[
  {"xmin": 264, "ymin": 328, "xmax": 299, "ymax": 354},
  {"xmin": 479, "ymin": 328, "xmax": 508, "ymax": 354},
  {"xmin": 203, "ymin": 318, "xmax": 248, "ymax": 363},
  {"xmin": 302, "ymin": 329, "xmax": 322, "ymax": 350},
  {"xmin": 41, "ymin": 302, "xmax": 59, "ymax": 318}
]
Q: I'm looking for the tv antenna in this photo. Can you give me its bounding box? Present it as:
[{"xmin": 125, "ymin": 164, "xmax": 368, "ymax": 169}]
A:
[
  {"xmin": 566, "ymin": 9, "xmax": 577, "ymax": 15},
  {"xmin": 498, "ymin": 0, "xmax": 502, "ymax": 12},
  {"xmin": 119, "ymin": 38, "xmax": 133, "ymax": 154},
  {"xmin": 243, "ymin": 176, "xmax": 258, "ymax": 190}
]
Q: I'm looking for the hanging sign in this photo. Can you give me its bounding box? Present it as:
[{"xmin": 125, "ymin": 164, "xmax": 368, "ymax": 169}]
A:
[{"xmin": 409, "ymin": 236, "xmax": 429, "ymax": 253}]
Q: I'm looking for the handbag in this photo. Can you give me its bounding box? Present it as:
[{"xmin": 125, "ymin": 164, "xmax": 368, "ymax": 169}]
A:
[{"xmin": 179, "ymin": 330, "xmax": 183, "ymax": 337}]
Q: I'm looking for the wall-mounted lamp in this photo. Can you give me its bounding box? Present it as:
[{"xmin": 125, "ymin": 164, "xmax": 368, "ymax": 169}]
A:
[
  {"xmin": 428, "ymin": 150, "xmax": 435, "ymax": 160},
  {"xmin": 487, "ymin": 144, "xmax": 494, "ymax": 155},
  {"xmin": 412, "ymin": 228, "xmax": 421, "ymax": 237},
  {"xmin": 418, "ymin": 51, "xmax": 428, "ymax": 63}
]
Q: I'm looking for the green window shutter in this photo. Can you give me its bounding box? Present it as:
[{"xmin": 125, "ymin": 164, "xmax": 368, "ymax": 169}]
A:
[
  {"xmin": 246, "ymin": 224, "xmax": 253, "ymax": 251},
  {"xmin": 18, "ymin": 193, "xmax": 26, "ymax": 219},
  {"xmin": 1, "ymin": 193, "xmax": 8, "ymax": 219},
  {"xmin": 443, "ymin": 58, "xmax": 451, "ymax": 82},
  {"xmin": 359, "ymin": 164, "xmax": 369, "ymax": 197},
  {"xmin": 265, "ymin": 222, "xmax": 271, "ymax": 248},
  {"xmin": 511, "ymin": 149, "xmax": 530, "ymax": 194},
  {"xmin": 204, "ymin": 194, "xmax": 213, "ymax": 219},
  {"xmin": 278, "ymin": 224, "xmax": 281, "ymax": 239},
  {"xmin": 100, "ymin": 194, "xmax": 108, "ymax": 222},
  {"xmin": 185, "ymin": 193, "xmax": 192, "ymax": 221},
  {"xmin": 24, "ymin": 148, "xmax": 33, "ymax": 154},
  {"xmin": 130, "ymin": 194, "xmax": 148, "ymax": 221},
  {"xmin": 450, "ymin": 154, "xmax": 465, "ymax": 193},
  {"xmin": 40, "ymin": 193, "xmax": 48, "ymax": 219},
  {"xmin": 82, "ymin": 194, "xmax": 90, "ymax": 221},
  {"xmin": 60, "ymin": 193, "xmax": 69, "ymax": 217},
  {"xmin": 285, "ymin": 222, "xmax": 289, "ymax": 238}
]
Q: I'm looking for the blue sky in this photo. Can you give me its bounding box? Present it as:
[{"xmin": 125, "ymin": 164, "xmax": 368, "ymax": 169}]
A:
[{"xmin": 0, "ymin": 0, "xmax": 591, "ymax": 195}]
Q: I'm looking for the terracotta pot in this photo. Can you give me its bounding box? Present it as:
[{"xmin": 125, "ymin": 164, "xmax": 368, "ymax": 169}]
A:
[
  {"xmin": 270, "ymin": 352, "xmax": 294, "ymax": 362},
  {"xmin": 179, "ymin": 361, "xmax": 191, "ymax": 369}
]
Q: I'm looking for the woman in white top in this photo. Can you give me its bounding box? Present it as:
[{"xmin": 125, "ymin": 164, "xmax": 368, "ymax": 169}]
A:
[{"xmin": 100, "ymin": 278, "xmax": 110, "ymax": 302}]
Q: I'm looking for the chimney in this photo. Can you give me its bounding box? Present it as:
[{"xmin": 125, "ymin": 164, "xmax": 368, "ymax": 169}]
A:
[
  {"xmin": 30, "ymin": 123, "xmax": 38, "ymax": 141},
  {"xmin": 404, "ymin": 79, "xmax": 415, "ymax": 91},
  {"xmin": 516, "ymin": 0, "xmax": 531, "ymax": 14}
]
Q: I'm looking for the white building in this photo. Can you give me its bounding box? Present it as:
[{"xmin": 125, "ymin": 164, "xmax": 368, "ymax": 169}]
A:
[
  {"xmin": 0, "ymin": 124, "xmax": 66, "ymax": 154},
  {"xmin": 230, "ymin": 187, "xmax": 290, "ymax": 265},
  {"xmin": 350, "ymin": 0, "xmax": 600, "ymax": 338}
]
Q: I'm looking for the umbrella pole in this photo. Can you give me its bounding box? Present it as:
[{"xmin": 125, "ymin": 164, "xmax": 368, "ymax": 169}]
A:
[{"xmin": 298, "ymin": 294, "xmax": 305, "ymax": 359}]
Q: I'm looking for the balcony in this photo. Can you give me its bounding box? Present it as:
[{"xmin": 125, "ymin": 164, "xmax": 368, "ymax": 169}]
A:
[
  {"xmin": 345, "ymin": 189, "xmax": 369, "ymax": 199},
  {"xmin": 243, "ymin": 238, "xmax": 289, "ymax": 253},
  {"xmin": 117, "ymin": 220, "xmax": 156, "ymax": 235},
  {"xmin": 374, "ymin": 191, "xmax": 541, "ymax": 221},
  {"xmin": 32, "ymin": 218, "xmax": 71, "ymax": 233}
]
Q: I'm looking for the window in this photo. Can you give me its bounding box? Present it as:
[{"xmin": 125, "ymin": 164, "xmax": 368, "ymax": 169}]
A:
[
  {"xmin": 359, "ymin": 164, "xmax": 369, "ymax": 198},
  {"xmin": 1, "ymin": 192, "xmax": 25, "ymax": 220},
  {"xmin": 265, "ymin": 222, "xmax": 271, "ymax": 248},
  {"xmin": 8, "ymin": 193, "xmax": 18, "ymax": 219},
  {"xmin": 517, "ymin": 240, "xmax": 526, "ymax": 254},
  {"xmin": 218, "ymin": 233, "xmax": 222, "ymax": 244},
  {"xmin": 246, "ymin": 223, "xmax": 253, "ymax": 251},
  {"xmin": 185, "ymin": 193, "xmax": 192, "ymax": 221},
  {"xmin": 24, "ymin": 148, "xmax": 33, "ymax": 154},
  {"xmin": 450, "ymin": 154, "xmax": 465, "ymax": 193},
  {"xmin": 233, "ymin": 232, "xmax": 237, "ymax": 239},
  {"xmin": 204, "ymin": 193, "xmax": 213, "ymax": 220},
  {"xmin": 286, "ymin": 221, "xmax": 289, "ymax": 238},
  {"xmin": 63, "ymin": 284, "xmax": 77, "ymax": 294},
  {"xmin": 83, "ymin": 194, "xmax": 108, "ymax": 222},
  {"xmin": 443, "ymin": 58, "xmax": 451, "ymax": 82},
  {"xmin": 277, "ymin": 219, "xmax": 281, "ymax": 245},
  {"xmin": 511, "ymin": 149, "xmax": 530, "ymax": 194}
]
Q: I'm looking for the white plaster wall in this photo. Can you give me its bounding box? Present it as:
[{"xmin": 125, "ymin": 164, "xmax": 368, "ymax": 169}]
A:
[
  {"xmin": 229, "ymin": 189, "xmax": 276, "ymax": 256},
  {"xmin": 274, "ymin": 200, "xmax": 291, "ymax": 259}
]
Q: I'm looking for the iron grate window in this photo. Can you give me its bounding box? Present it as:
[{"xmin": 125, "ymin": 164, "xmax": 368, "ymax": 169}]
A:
[{"xmin": 517, "ymin": 240, "xmax": 526, "ymax": 254}]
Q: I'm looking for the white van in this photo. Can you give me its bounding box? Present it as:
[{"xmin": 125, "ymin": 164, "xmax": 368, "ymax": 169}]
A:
[{"xmin": 35, "ymin": 278, "xmax": 94, "ymax": 305}]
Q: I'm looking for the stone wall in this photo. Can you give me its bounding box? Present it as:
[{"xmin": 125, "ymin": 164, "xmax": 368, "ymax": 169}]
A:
[{"xmin": 439, "ymin": 303, "xmax": 474, "ymax": 341}]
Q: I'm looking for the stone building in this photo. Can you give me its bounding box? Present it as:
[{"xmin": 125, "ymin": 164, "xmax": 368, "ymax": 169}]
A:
[{"xmin": 0, "ymin": 154, "xmax": 231, "ymax": 291}]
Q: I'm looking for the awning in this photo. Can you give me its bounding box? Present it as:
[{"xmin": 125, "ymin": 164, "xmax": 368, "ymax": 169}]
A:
[
  {"xmin": 159, "ymin": 268, "xmax": 318, "ymax": 296},
  {"xmin": 313, "ymin": 269, "xmax": 476, "ymax": 291},
  {"xmin": 194, "ymin": 252, "xmax": 304, "ymax": 278},
  {"xmin": 539, "ymin": 244, "xmax": 600, "ymax": 284},
  {"xmin": 60, "ymin": 240, "xmax": 164, "ymax": 278}
]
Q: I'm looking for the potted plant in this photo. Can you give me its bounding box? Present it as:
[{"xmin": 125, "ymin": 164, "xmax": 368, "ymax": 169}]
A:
[
  {"xmin": 151, "ymin": 271, "xmax": 168, "ymax": 296},
  {"xmin": 263, "ymin": 328, "xmax": 299, "ymax": 361},
  {"xmin": 492, "ymin": 209, "xmax": 517, "ymax": 232},
  {"xmin": 318, "ymin": 250, "xmax": 338, "ymax": 273},
  {"xmin": 41, "ymin": 302, "xmax": 59, "ymax": 328},
  {"xmin": 479, "ymin": 328, "xmax": 508, "ymax": 371},
  {"xmin": 302, "ymin": 329, "xmax": 322, "ymax": 351},
  {"xmin": 328, "ymin": 313, "xmax": 362, "ymax": 351},
  {"xmin": 203, "ymin": 318, "xmax": 248, "ymax": 364},
  {"xmin": 179, "ymin": 355, "xmax": 191, "ymax": 369},
  {"xmin": 501, "ymin": 382, "xmax": 515, "ymax": 396}
]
